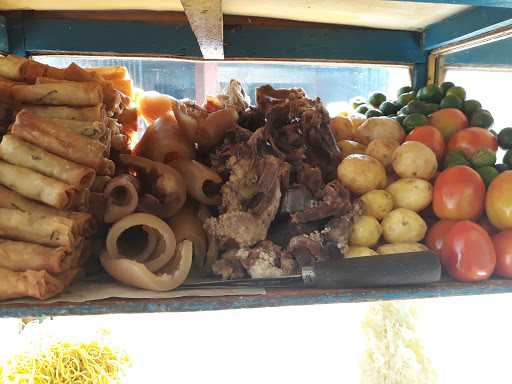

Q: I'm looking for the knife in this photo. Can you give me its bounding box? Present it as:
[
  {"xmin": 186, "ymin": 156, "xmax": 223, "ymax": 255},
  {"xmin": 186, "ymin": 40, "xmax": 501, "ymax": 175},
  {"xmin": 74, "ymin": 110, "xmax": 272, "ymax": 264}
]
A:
[{"xmin": 181, "ymin": 251, "xmax": 441, "ymax": 289}]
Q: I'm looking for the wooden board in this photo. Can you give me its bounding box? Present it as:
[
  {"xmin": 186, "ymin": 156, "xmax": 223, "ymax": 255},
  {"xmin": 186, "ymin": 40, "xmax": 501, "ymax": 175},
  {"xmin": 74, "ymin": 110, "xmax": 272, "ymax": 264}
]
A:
[
  {"xmin": 1, "ymin": 279, "xmax": 511, "ymax": 318},
  {"xmin": 0, "ymin": 0, "xmax": 470, "ymax": 31}
]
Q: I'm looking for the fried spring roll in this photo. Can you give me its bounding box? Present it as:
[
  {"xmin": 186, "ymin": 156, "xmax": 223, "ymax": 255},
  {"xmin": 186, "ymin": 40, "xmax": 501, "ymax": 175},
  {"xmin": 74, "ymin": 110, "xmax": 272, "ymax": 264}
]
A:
[
  {"xmin": 97, "ymin": 158, "xmax": 115, "ymax": 176},
  {"xmin": 0, "ymin": 239, "xmax": 68, "ymax": 274},
  {"xmin": 0, "ymin": 208, "xmax": 78, "ymax": 248},
  {"xmin": 11, "ymin": 82, "xmax": 103, "ymax": 106},
  {"xmin": 0, "ymin": 185, "xmax": 94, "ymax": 236},
  {"xmin": 0, "ymin": 160, "xmax": 78, "ymax": 209},
  {"xmin": 20, "ymin": 60, "xmax": 48, "ymax": 83},
  {"xmin": 0, "ymin": 267, "xmax": 78, "ymax": 301},
  {"xmin": 44, "ymin": 65, "xmax": 67, "ymax": 80},
  {"xmin": 0, "ymin": 135, "xmax": 95, "ymax": 188},
  {"xmin": 0, "ymin": 55, "xmax": 26, "ymax": 80},
  {"xmin": 85, "ymin": 66, "xmax": 128, "ymax": 80},
  {"xmin": 63, "ymin": 63, "xmax": 121, "ymax": 113},
  {"xmin": 20, "ymin": 104, "xmax": 105, "ymax": 122},
  {"xmin": 48, "ymin": 118, "xmax": 106, "ymax": 139},
  {"xmin": 12, "ymin": 110, "xmax": 107, "ymax": 170}
]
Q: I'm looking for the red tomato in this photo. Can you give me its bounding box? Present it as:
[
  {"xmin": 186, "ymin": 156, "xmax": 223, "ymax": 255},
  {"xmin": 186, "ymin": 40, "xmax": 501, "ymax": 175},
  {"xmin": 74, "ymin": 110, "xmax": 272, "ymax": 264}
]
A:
[
  {"xmin": 433, "ymin": 165, "xmax": 485, "ymax": 220},
  {"xmin": 447, "ymin": 127, "xmax": 498, "ymax": 157},
  {"xmin": 406, "ymin": 125, "xmax": 446, "ymax": 161},
  {"xmin": 426, "ymin": 220, "xmax": 458, "ymax": 266},
  {"xmin": 441, "ymin": 221, "xmax": 496, "ymax": 281},
  {"xmin": 492, "ymin": 230, "xmax": 512, "ymax": 278}
]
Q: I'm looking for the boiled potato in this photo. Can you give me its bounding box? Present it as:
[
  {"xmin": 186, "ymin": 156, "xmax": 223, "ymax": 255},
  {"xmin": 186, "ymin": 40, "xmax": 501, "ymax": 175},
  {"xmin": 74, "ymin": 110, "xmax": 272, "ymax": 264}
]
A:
[
  {"xmin": 331, "ymin": 116, "xmax": 354, "ymax": 141},
  {"xmin": 337, "ymin": 154, "xmax": 387, "ymax": 195},
  {"xmin": 392, "ymin": 141, "xmax": 438, "ymax": 180},
  {"xmin": 345, "ymin": 246, "xmax": 379, "ymax": 258},
  {"xmin": 337, "ymin": 140, "xmax": 366, "ymax": 159},
  {"xmin": 382, "ymin": 208, "xmax": 427, "ymax": 243},
  {"xmin": 360, "ymin": 189, "xmax": 395, "ymax": 220},
  {"xmin": 366, "ymin": 138, "xmax": 400, "ymax": 169},
  {"xmin": 348, "ymin": 113, "xmax": 366, "ymax": 130},
  {"xmin": 355, "ymin": 117, "xmax": 405, "ymax": 145},
  {"xmin": 350, "ymin": 215, "xmax": 382, "ymax": 247},
  {"xmin": 386, "ymin": 178, "xmax": 433, "ymax": 212},
  {"xmin": 377, "ymin": 243, "xmax": 429, "ymax": 254}
]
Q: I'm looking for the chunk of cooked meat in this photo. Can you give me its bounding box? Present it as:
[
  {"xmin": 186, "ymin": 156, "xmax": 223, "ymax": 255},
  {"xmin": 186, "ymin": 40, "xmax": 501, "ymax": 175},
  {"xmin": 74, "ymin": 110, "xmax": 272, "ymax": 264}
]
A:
[
  {"xmin": 291, "ymin": 180, "xmax": 352, "ymax": 224},
  {"xmin": 256, "ymin": 84, "xmax": 306, "ymax": 115},
  {"xmin": 212, "ymin": 240, "xmax": 298, "ymax": 279},
  {"xmin": 287, "ymin": 232, "xmax": 331, "ymax": 268},
  {"xmin": 238, "ymin": 107, "xmax": 266, "ymax": 132},
  {"xmin": 301, "ymin": 104, "xmax": 341, "ymax": 181},
  {"xmin": 207, "ymin": 124, "xmax": 253, "ymax": 180},
  {"xmin": 204, "ymin": 136, "xmax": 285, "ymax": 250}
]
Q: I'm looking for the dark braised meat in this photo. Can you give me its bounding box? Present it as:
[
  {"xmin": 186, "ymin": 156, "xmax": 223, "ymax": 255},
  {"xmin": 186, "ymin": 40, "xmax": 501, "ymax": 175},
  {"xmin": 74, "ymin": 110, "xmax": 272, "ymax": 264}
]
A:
[
  {"xmin": 208, "ymin": 85, "xmax": 357, "ymax": 279},
  {"xmin": 204, "ymin": 136, "xmax": 286, "ymax": 250},
  {"xmin": 238, "ymin": 107, "xmax": 266, "ymax": 132},
  {"xmin": 256, "ymin": 84, "xmax": 306, "ymax": 115},
  {"xmin": 291, "ymin": 180, "xmax": 352, "ymax": 224}
]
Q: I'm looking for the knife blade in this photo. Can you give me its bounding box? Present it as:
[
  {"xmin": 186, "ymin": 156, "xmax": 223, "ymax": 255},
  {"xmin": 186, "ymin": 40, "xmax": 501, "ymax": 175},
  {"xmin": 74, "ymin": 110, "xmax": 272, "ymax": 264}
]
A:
[{"xmin": 181, "ymin": 251, "xmax": 441, "ymax": 289}]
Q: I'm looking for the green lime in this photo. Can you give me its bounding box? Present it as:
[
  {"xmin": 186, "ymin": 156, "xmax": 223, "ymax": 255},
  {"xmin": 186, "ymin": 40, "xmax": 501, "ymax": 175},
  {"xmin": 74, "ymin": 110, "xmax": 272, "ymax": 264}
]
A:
[
  {"xmin": 396, "ymin": 92, "xmax": 416, "ymax": 108},
  {"xmin": 366, "ymin": 109, "xmax": 384, "ymax": 118},
  {"xmin": 446, "ymin": 86, "xmax": 466, "ymax": 101},
  {"xmin": 379, "ymin": 101, "xmax": 399, "ymax": 116},
  {"xmin": 417, "ymin": 84, "xmax": 443, "ymax": 103},
  {"xmin": 443, "ymin": 150, "xmax": 470, "ymax": 169},
  {"xmin": 423, "ymin": 103, "xmax": 440, "ymax": 116},
  {"xmin": 470, "ymin": 109, "xmax": 494, "ymax": 129},
  {"xmin": 368, "ymin": 92, "xmax": 387, "ymax": 108},
  {"xmin": 399, "ymin": 105, "xmax": 410, "ymax": 115},
  {"xmin": 392, "ymin": 115, "xmax": 407, "ymax": 126},
  {"xmin": 351, "ymin": 96, "xmax": 367, "ymax": 110},
  {"xmin": 397, "ymin": 86, "xmax": 413, "ymax": 98},
  {"xmin": 406, "ymin": 100, "xmax": 428, "ymax": 115},
  {"xmin": 440, "ymin": 81, "xmax": 455, "ymax": 96},
  {"xmin": 477, "ymin": 166, "xmax": 499, "ymax": 187},
  {"xmin": 403, "ymin": 113, "xmax": 428, "ymax": 133},
  {"xmin": 440, "ymin": 94, "xmax": 463, "ymax": 110},
  {"xmin": 356, "ymin": 104, "xmax": 370, "ymax": 114},
  {"xmin": 463, "ymin": 99, "xmax": 482, "ymax": 119},
  {"xmin": 471, "ymin": 148, "xmax": 496, "ymax": 168},
  {"xmin": 504, "ymin": 149, "xmax": 512, "ymax": 167},
  {"xmin": 496, "ymin": 163, "xmax": 510, "ymax": 173},
  {"xmin": 497, "ymin": 127, "xmax": 512, "ymax": 150}
]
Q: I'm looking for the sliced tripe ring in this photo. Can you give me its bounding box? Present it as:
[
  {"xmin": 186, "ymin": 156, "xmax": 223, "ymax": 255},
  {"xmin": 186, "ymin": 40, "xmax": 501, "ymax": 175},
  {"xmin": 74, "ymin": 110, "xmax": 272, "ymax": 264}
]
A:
[
  {"xmin": 106, "ymin": 213, "xmax": 176, "ymax": 272},
  {"xmin": 100, "ymin": 240, "xmax": 192, "ymax": 291}
]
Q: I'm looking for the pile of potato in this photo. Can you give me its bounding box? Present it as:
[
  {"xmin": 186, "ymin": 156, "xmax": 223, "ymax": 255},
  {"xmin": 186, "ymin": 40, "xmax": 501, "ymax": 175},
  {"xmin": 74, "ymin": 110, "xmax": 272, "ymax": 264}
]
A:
[{"xmin": 332, "ymin": 114, "xmax": 438, "ymax": 257}]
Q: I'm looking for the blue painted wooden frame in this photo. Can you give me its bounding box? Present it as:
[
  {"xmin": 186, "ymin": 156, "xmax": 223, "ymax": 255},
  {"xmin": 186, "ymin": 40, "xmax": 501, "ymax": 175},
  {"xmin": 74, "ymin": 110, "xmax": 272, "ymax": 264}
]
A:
[
  {"xmin": 20, "ymin": 18, "xmax": 201, "ymax": 57},
  {"xmin": 1, "ymin": 280, "xmax": 512, "ymax": 317},
  {"xmin": 10, "ymin": 16, "xmax": 426, "ymax": 65},
  {"xmin": 223, "ymin": 24, "xmax": 425, "ymax": 63},
  {"xmin": 424, "ymin": 7, "xmax": 512, "ymax": 50}
]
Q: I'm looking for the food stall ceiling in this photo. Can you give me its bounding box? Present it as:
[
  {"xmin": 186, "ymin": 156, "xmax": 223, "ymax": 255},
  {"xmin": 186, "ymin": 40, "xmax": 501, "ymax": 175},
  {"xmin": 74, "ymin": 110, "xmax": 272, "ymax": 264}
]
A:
[{"xmin": 0, "ymin": 0, "xmax": 470, "ymax": 31}]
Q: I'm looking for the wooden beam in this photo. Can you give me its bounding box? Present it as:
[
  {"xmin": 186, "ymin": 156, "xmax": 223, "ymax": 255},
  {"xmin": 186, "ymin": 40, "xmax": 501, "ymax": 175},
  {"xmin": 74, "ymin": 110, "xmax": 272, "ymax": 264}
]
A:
[
  {"xmin": 390, "ymin": 0, "xmax": 512, "ymax": 7},
  {"xmin": 21, "ymin": 17, "xmax": 201, "ymax": 57},
  {"xmin": 180, "ymin": 0, "xmax": 223, "ymax": 59},
  {"xmin": 424, "ymin": 7, "xmax": 512, "ymax": 50}
]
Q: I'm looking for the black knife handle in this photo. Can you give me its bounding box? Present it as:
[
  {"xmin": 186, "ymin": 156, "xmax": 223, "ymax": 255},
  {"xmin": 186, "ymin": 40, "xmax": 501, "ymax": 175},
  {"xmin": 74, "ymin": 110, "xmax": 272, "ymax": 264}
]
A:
[{"xmin": 302, "ymin": 251, "xmax": 441, "ymax": 289}]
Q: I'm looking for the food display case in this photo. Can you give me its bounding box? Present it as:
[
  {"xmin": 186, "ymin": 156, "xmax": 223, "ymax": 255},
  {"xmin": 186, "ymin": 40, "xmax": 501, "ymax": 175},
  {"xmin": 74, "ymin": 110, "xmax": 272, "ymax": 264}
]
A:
[{"xmin": 0, "ymin": 0, "xmax": 512, "ymax": 317}]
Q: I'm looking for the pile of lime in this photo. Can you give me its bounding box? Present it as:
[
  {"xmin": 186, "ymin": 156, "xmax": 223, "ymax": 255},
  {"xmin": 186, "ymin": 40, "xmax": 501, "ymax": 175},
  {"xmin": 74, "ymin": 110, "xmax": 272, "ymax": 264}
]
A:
[{"xmin": 351, "ymin": 82, "xmax": 495, "ymax": 134}]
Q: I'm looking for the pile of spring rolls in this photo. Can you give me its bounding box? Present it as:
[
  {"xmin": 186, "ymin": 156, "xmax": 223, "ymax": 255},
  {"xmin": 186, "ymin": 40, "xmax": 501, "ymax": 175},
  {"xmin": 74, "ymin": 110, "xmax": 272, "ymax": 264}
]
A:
[{"xmin": 0, "ymin": 55, "xmax": 137, "ymax": 301}]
